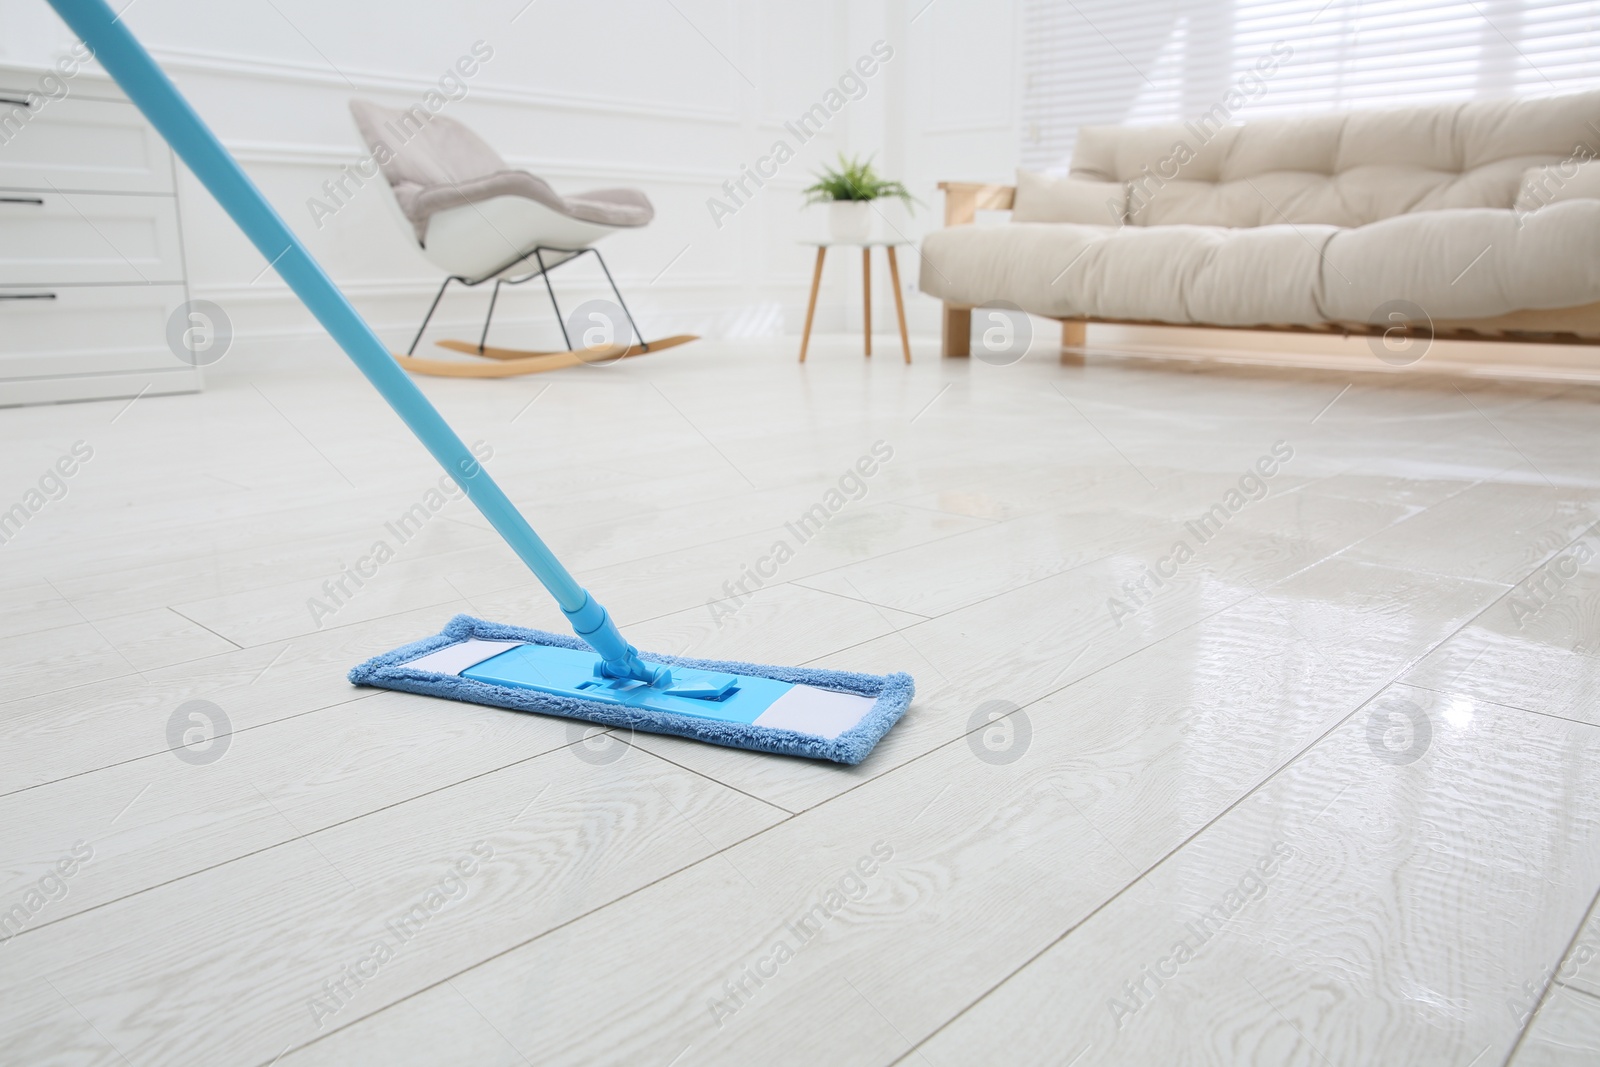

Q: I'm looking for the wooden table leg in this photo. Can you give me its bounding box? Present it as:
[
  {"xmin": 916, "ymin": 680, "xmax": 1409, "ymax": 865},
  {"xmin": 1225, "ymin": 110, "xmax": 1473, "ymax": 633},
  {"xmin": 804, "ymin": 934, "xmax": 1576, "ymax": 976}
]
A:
[
  {"xmin": 799, "ymin": 245, "xmax": 826, "ymax": 363},
  {"xmin": 862, "ymin": 247, "xmax": 872, "ymax": 357},
  {"xmin": 886, "ymin": 245, "xmax": 912, "ymax": 363}
]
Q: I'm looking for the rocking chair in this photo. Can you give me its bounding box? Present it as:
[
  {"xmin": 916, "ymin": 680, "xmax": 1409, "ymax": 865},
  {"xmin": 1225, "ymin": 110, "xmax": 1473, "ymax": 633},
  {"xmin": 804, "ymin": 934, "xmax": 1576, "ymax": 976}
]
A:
[{"xmin": 348, "ymin": 99, "xmax": 695, "ymax": 377}]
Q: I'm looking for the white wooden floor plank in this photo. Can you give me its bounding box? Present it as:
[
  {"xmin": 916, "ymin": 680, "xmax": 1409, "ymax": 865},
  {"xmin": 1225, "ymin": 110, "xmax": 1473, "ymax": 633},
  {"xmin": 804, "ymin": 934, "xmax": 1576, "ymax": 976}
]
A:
[
  {"xmin": 0, "ymin": 603, "xmax": 476, "ymax": 792},
  {"xmin": 623, "ymin": 552, "xmax": 1503, "ymax": 815},
  {"xmin": 915, "ymin": 685, "xmax": 1600, "ymax": 1067},
  {"xmin": 1512, "ymin": 986, "xmax": 1600, "ymax": 1066},
  {"xmin": 0, "ymin": 688, "xmax": 584, "ymax": 931},
  {"xmin": 0, "ymin": 742, "xmax": 785, "ymax": 1066}
]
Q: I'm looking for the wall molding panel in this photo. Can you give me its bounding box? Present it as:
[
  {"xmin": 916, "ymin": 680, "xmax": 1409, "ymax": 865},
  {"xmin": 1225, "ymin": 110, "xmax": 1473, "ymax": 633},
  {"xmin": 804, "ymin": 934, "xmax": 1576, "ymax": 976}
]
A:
[
  {"xmin": 148, "ymin": 45, "xmax": 742, "ymax": 126},
  {"xmin": 223, "ymin": 140, "xmax": 810, "ymax": 190}
]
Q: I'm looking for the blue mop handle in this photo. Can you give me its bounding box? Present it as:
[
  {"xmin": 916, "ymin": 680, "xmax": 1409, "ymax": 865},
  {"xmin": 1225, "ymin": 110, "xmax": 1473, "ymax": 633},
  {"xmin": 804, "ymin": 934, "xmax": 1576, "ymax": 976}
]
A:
[{"xmin": 50, "ymin": 0, "xmax": 659, "ymax": 683}]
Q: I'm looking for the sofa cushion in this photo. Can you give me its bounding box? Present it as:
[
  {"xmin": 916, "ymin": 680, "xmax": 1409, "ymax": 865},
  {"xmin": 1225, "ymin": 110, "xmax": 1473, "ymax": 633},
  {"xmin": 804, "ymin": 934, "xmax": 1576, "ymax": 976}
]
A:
[
  {"xmin": 1516, "ymin": 159, "xmax": 1600, "ymax": 213},
  {"xmin": 1072, "ymin": 223, "xmax": 1338, "ymax": 325},
  {"xmin": 919, "ymin": 220, "xmax": 1336, "ymax": 326},
  {"xmin": 1069, "ymin": 90, "xmax": 1600, "ymax": 230},
  {"xmin": 919, "ymin": 222, "xmax": 1115, "ymax": 318},
  {"xmin": 1318, "ymin": 200, "xmax": 1600, "ymax": 323},
  {"xmin": 919, "ymin": 200, "xmax": 1600, "ymax": 328},
  {"xmin": 1011, "ymin": 170, "xmax": 1127, "ymax": 225}
]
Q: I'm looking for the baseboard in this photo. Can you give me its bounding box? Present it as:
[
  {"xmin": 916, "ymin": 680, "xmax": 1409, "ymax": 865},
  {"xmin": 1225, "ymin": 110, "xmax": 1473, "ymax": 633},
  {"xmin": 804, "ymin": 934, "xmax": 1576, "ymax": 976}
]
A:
[{"xmin": 0, "ymin": 368, "xmax": 202, "ymax": 408}]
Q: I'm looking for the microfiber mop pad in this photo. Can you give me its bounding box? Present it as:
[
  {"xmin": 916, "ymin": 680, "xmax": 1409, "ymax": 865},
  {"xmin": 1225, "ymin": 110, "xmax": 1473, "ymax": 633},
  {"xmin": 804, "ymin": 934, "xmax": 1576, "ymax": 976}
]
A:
[
  {"xmin": 351, "ymin": 616, "xmax": 914, "ymax": 765},
  {"xmin": 56, "ymin": 0, "xmax": 913, "ymax": 766}
]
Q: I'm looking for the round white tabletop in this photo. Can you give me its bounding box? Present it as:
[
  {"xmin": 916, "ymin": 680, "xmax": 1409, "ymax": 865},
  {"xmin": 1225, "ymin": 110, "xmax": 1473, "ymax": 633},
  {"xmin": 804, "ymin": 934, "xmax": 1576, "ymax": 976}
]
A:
[{"xmin": 798, "ymin": 239, "xmax": 910, "ymax": 247}]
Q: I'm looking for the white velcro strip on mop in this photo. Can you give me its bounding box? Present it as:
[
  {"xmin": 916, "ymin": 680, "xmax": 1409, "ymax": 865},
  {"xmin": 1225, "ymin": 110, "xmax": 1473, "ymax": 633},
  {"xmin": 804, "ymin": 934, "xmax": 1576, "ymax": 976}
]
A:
[
  {"xmin": 752, "ymin": 685, "xmax": 877, "ymax": 740},
  {"xmin": 403, "ymin": 638, "xmax": 526, "ymax": 676}
]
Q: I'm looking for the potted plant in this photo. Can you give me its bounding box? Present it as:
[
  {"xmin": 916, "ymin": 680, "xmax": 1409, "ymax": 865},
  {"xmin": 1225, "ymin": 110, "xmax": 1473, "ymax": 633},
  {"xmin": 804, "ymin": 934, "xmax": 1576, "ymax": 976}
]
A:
[{"xmin": 803, "ymin": 154, "xmax": 916, "ymax": 242}]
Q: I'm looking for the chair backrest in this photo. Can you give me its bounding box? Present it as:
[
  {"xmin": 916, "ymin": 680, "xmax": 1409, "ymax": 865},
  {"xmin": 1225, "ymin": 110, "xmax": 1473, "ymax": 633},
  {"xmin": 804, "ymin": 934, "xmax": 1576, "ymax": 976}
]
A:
[
  {"xmin": 348, "ymin": 99, "xmax": 507, "ymax": 233},
  {"xmin": 1070, "ymin": 89, "xmax": 1600, "ymax": 228}
]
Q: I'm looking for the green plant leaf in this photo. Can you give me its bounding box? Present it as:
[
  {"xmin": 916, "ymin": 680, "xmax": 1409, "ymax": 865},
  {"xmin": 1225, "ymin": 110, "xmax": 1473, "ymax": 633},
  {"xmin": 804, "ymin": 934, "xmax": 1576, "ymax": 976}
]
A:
[{"xmin": 801, "ymin": 152, "xmax": 919, "ymax": 212}]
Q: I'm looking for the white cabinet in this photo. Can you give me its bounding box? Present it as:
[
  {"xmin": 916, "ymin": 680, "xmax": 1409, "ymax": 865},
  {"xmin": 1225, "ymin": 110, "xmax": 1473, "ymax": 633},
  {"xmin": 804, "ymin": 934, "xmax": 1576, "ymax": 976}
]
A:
[{"xmin": 0, "ymin": 64, "xmax": 199, "ymax": 407}]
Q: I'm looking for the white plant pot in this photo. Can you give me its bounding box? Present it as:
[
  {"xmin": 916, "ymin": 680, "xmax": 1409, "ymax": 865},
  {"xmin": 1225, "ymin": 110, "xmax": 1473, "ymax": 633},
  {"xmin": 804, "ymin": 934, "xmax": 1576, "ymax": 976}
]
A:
[{"xmin": 828, "ymin": 200, "xmax": 874, "ymax": 243}]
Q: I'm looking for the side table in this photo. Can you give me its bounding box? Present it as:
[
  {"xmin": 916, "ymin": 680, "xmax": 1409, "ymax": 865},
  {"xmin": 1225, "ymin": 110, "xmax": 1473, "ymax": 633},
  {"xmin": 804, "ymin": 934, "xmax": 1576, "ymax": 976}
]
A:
[{"xmin": 797, "ymin": 240, "xmax": 912, "ymax": 364}]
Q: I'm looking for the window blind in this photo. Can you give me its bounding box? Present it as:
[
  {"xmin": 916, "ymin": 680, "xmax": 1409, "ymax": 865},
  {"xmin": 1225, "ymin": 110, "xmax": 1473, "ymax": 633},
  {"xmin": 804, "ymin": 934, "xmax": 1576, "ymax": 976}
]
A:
[{"xmin": 1021, "ymin": 0, "xmax": 1600, "ymax": 172}]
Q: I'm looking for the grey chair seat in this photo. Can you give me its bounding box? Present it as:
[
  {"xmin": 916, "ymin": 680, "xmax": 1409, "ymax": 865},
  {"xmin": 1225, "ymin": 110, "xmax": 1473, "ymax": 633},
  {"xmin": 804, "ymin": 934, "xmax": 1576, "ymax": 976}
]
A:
[
  {"xmin": 349, "ymin": 100, "xmax": 654, "ymax": 249},
  {"xmin": 401, "ymin": 172, "xmax": 654, "ymax": 239}
]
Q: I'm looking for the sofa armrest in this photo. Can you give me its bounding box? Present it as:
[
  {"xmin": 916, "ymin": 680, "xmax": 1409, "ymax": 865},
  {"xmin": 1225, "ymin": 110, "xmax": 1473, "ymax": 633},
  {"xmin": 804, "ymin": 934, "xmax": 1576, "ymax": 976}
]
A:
[{"xmin": 937, "ymin": 181, "xmax": 1015, "ymax": 226}]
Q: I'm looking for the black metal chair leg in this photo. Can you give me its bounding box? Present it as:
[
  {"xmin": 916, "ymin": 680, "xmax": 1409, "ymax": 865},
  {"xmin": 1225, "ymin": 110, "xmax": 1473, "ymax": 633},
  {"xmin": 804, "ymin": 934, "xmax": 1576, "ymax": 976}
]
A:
[
  {"xmin": 533, "ymin": 248, "xmax": 572, "ymax": 350},
  {"xmin": 586, "ymin": 247, "xmax": 649, "ymax": 352},
  {"xmin": 478, "ymin": 279, "xmax": 502, "ymax": 354},
  {"xmin": 408, "ymin": 275, "xmax": 455, "ymax": 355},
  {"xmin": 426, "ymin": 248, "xmax": 648, "ymax": 359}
]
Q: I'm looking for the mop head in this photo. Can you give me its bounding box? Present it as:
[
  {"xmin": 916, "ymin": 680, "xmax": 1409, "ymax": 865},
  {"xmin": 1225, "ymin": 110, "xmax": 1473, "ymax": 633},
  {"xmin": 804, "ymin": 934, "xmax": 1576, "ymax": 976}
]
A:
[{"xmin": 349, "ymin": 614, "xmax": 914, "ymax": 764}]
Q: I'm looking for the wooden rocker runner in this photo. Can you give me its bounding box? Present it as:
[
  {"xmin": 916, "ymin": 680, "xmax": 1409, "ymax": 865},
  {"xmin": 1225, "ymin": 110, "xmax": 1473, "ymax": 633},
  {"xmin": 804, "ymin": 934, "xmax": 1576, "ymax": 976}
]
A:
[
  {"xmin": 349, "ymin": 100, "xmax": 697, "ymax": 378},
  {"xmin": 394, "ymin": 333, "xmax": 699, "ymax": 378}
]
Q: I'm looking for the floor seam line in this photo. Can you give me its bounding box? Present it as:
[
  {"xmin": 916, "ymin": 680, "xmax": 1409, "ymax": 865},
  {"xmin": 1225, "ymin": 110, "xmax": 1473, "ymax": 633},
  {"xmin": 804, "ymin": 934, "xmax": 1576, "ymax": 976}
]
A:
[
  {"xmin": 0, "ymin": 692, "xmax": 383, "ymax": 801},
  {"xmin": 1503, "ymin": 885, "xmax": 1600, "ymax": 1066},
  {"xmin": 615, "ymin": 737, "xmax": 797, "ymax": 817},
  {"xmin": 165, "ymin": 606, "xmax": 245, "ymax": 650},
  {"xmin": 1395, "ymin": 679, "xmax": 1600, "ymax": 730}
]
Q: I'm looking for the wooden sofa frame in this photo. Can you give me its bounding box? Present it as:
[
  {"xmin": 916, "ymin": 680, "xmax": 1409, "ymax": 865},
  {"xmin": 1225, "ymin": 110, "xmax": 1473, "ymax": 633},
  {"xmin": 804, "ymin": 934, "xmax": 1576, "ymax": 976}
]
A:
[{"xmin": 935, "ymin": 181, "xmax": 1600, "ymax": 367}]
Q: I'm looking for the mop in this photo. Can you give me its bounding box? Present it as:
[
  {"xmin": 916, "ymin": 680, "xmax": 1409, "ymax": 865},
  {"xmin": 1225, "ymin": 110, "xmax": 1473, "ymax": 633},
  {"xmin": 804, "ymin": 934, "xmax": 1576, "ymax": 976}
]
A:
[{"xmin": 51, "ymin": 0, "xmax": 913, "ymax": 765}]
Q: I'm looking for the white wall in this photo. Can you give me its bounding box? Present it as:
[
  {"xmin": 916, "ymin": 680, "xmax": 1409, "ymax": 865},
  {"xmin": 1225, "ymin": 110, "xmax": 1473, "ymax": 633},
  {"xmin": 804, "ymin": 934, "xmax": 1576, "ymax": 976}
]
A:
[
  {"xmin": 0, "ymin": 0, "xmax": 1017, "ymax": 366},
  {"xmin": 887, "ymin": 0, "xmax": 1021, "ymax": 336}
]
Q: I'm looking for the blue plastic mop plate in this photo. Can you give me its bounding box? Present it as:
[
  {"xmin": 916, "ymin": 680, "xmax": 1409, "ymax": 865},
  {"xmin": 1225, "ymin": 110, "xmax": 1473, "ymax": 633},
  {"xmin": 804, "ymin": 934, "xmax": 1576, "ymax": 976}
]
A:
[
  {"xmin": 461, "ymin": 643, "xmax": 790, "ymax": 724},
  {"xmin": 350, "ymin": 615, "xmax": 915, "ymax": 765}
]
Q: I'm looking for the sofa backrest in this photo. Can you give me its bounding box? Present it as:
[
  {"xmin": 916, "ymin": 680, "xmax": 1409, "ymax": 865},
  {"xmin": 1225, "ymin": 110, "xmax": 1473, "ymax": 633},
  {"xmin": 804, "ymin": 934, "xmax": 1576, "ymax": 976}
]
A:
[{"xmin": 1069, "ymin": 90, "xmax": 1600, "ymax": 228}]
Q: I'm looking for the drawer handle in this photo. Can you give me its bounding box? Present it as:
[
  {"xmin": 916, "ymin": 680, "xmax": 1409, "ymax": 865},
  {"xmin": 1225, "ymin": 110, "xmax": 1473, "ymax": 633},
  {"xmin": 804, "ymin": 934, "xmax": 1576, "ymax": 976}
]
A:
[
  {"xmin": 0, "ymin": 196, "xmax": 45, "ymax": 206},
  {"xmin": 0, "ymin": 95, "xmax": 30, "ymax": 108},
  {"xmin": 0, "ymin": 293, "xmax": 57, "ymax": 301}
]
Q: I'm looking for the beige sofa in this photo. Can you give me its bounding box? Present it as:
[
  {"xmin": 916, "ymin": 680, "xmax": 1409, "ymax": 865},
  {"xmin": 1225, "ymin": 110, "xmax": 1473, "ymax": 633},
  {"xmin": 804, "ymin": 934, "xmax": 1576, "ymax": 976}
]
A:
[{"xmin": 921, "ymin": 90, "xmax": 1600, "ymax": 366}]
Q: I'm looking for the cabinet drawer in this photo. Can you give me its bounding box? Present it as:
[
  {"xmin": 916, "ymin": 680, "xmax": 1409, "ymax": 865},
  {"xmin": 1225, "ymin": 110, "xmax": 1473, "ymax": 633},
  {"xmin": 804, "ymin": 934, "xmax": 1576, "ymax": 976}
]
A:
[
  {"xmin": 0, "ymin": 190, "xmax": 184, "ymax": 285},
  {"xmin": 0, "ymin": 95, "xmax": 173, "ymax": 194},
  {"xmin": 0, "ymin": 283, "xmax": 199, "ymax": 380}
]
